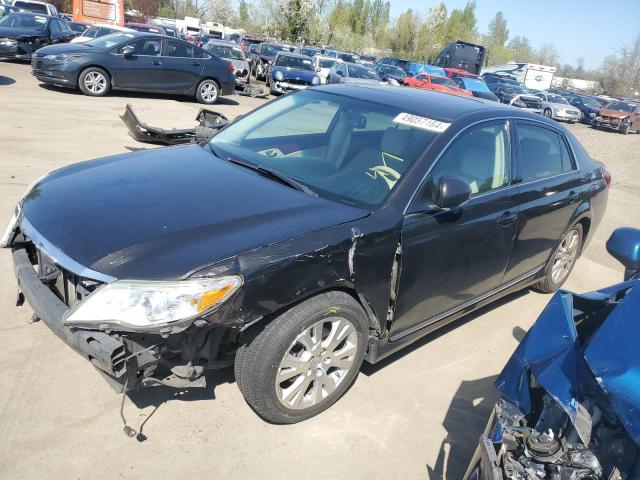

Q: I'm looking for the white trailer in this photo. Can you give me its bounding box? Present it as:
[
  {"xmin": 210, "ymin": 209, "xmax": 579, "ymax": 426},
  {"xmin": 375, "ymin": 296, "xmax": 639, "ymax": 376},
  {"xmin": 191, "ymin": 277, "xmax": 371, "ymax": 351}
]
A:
[{"xmin": 482, "ymin": 62, "xmax": 556, "ymax": 90}]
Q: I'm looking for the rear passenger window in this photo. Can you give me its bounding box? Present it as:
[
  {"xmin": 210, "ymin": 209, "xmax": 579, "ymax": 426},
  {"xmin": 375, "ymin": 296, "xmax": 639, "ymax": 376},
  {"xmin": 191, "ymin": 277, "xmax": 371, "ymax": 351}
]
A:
[
  {"xmin": 517, "ymin": 124, "xmax": 566, "ymax": 182},
  {"xmin": 165, "ymin": 40, "xmax": 195, "ymax": 58}
]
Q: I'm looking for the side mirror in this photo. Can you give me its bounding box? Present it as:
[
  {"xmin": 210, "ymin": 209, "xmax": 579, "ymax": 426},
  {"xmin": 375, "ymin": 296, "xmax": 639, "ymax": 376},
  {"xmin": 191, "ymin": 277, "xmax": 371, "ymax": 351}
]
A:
[
  {"xmin": 606, "ymin": 227, "xmax": 640, "ymax": 279},
  {"xmin": 122, "ymin": 45, "xmax": 134, "ymax": 58},
  {"xmin": 435, "ymin": 176, "xmax": 471, "ymax": 209}
]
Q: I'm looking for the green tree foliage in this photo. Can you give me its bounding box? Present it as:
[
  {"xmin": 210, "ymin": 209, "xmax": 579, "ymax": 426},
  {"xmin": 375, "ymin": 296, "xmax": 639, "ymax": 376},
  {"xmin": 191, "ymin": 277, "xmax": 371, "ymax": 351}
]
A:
[{"xmin": 238, "ymin": 0, "xmax": 250, "ymax": 27}]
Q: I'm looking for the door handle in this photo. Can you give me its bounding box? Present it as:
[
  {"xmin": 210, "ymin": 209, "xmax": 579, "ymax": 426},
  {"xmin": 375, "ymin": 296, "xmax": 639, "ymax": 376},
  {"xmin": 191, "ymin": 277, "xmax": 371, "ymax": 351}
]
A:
[
  {"xmin": 568, "ymin": 190, "xmax": 579, "ymax": 201},
  {"xmin": 192, "ymin": 62, "xmax": 201, "ymax": 67},
  {"xmin": 152, "ymin": 61, "xmax": 162, "ymax": 66},
  {"xmin": 497, "ymin": 212, "xmax": 518, "ymax": 226}
]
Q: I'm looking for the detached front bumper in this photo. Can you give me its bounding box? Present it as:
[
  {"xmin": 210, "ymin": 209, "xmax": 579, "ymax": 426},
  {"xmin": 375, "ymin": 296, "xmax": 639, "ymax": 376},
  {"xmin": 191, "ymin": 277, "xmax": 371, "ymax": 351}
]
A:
[{"xmin": 12, "ymin": 247, "xmax": 128, "ymax": 388}]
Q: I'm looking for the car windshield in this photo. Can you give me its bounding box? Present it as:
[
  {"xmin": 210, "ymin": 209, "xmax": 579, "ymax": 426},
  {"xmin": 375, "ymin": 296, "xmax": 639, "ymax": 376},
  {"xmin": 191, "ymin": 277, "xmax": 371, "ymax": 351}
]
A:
[
  {"xmin": 84, "ymin": 32, "xmax": 136, "ymax": 48},
  {"xmin": 348, "ymin": 65, "xmax": 379, "ymax": 80},
  {"xmin": 548, "ymin": 94, "xmax": 569, "ymax": 105},
  {"xmin": 431, "ymin": 76, "xmax": 457, "ymax": 88},
  {"xmin": 262, "ymin": 44, "xmax": 286, "ymax": 56},
  {"xmin": 298, "ymin": 48, "xmax": 318, "ymax": 57},
  {"xmin": 580, "ymin": 96, "xmax": 602, "ymax": 108},
  {"xmin": 13, "ymin": 1, "xmax": 47, "ymax": 13},
  {"xmin": 503, "ymin": 85, "xmax": 528, "ymax": 95},
  {"xmin": 0, "ymin": 13, "xmax": 47, "ymax": 28},
  {"xmin": 275, "ymin": 55, "xmax": 313, "ymax": 70},
  {"xmin": 383, "ymin": 65, "xmax": 406, "ymax": 78},
  {"xmin": 338, "ymin": 52, "xmax": 359, "ymax": 63},
  {"xmin": 206, "ymin": 43, "xmax": 244, "ymax": 60},
  {"xmin": 317, "ymin": 57, "xmax": 337, "ymax": 69},
  {"xmin": 606, "ymin": 101, "xmax": 636, "ymax": 113},
  {"xmin": 461, "ymin": 78, "xmax": 489, "ymax": 92},
  {"xmin": 209, "ymin": 90, "xmax": 440, "ymax": 207}
]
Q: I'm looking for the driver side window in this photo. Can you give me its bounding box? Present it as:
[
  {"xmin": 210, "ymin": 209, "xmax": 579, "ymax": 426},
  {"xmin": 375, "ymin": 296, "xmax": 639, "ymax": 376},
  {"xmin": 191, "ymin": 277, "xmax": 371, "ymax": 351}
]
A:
[{"xmin": 427, "ymin": 122, "xmax": 511, "ymax": 198}]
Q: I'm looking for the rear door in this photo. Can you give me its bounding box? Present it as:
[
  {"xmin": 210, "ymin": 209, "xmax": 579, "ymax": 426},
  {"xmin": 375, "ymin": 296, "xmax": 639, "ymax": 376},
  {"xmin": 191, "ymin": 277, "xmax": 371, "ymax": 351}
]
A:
[
  {"xmin": 390, "ymin": 120, "xmax": 519, "ymax": 338},
  {"xmin": 156, "ymin": 38, "xmax": 204, "ymax": 92},
  {"xmin": 502, "ymin": 120, "xmax": 582, "ymax": 283}
]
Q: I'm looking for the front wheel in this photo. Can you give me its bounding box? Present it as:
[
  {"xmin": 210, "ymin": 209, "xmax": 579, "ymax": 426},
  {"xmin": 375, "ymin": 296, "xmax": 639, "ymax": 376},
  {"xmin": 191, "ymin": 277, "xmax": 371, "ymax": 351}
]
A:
[
  {"xmin": 533, "ymin": 224, "xmax": 583, "ymax": 294},
  {"xmin": 78, "ymin": 67, "xmax": 110, "ymax": 97},
  {"xmin": 234, "ymin": 291, "xmax": 369, "ymax": 424},
  {"xmin": 196, "ymin": 79, "xmax": 219, "ymax": 104},
  {"xmin": 543, "ymin": 108, "xmax": 552, "ymax": 118}
]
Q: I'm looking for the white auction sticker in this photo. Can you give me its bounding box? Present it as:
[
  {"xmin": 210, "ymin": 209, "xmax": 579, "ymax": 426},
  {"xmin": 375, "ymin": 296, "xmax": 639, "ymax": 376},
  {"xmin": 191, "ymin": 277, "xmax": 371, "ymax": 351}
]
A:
[{"xmin": 393, "ymin": 113, "xmax": 451, "ymax": 133}]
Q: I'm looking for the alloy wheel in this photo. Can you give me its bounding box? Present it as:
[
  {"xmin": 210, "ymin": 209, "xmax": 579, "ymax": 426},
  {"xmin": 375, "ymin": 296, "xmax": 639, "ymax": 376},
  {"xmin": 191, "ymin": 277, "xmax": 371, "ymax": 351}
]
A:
[
  {"xmin": 200, "ymin": 81, "xmax": 218, "ymax": 102},
  {"xmin": 275, "ymin": 317, "xmax": 358, "ymax": 410},
  {"xmin": 84, "ymin": 72, "xmax": 107, "ymax": 94},
  {"xmin": 551, "ymin": 229, "xmax": 580, "ymax": 284}
]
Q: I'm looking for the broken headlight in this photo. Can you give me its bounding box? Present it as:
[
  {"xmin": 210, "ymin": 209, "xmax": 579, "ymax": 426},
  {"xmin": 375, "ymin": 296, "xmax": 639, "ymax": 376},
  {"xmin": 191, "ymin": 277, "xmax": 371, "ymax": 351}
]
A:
[{"xmin": 63, "ymin": 276, "xmax": 242, "ymax": 331}]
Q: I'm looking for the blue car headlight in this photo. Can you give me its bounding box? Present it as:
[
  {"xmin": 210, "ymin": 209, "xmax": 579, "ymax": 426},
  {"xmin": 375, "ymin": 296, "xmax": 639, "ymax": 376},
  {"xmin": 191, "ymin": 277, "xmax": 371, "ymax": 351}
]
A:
[
  {"xmin": 44, "ymin": 53, "xmax": 83, "ymax": 62},
  {"xmin": 274, "ymin": 70, "xmax": 284, "ymax": 81},
  {"xmin": 311, "ymin": 75, "xmax": 320, "ymax": 85}
]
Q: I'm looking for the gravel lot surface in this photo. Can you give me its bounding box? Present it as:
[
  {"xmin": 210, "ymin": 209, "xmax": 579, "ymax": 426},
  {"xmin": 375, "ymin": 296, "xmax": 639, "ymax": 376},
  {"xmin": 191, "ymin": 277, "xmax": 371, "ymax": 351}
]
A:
[{"xmin": 0, "ymin": 60, "xmax": 637, "ymax": 479}]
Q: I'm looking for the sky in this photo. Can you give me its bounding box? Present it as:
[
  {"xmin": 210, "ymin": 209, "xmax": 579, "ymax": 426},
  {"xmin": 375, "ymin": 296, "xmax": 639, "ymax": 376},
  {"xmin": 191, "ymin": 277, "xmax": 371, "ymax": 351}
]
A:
[{"xmin": 387, "ymin": 0, "xmax": 640, "ymax": 69}]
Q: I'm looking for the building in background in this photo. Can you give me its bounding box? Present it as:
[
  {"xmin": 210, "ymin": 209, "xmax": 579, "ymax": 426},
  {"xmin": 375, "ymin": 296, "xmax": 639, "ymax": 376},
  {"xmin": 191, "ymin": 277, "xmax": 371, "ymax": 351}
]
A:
[{"xmin": 72, "ymin": 0, "xmax": 123, "ymax": 26}]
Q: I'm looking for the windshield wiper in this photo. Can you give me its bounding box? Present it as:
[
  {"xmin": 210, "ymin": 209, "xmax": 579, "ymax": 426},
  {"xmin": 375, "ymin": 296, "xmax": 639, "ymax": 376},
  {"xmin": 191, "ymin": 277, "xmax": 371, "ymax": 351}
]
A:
[{"xmin": 207, "ymin": 145, "xmax": 317, "ymax": 197}]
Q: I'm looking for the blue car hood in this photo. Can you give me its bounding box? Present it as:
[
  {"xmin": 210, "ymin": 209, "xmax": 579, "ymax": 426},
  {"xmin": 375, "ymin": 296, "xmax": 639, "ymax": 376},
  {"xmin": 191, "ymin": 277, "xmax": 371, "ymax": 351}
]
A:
[
  {"xmin": 272, "ymin": 67, "xmax": 316, "ymax": 82},
  {"xmin": 495, "ymin": 279, "xmax": 640, "ymax": 445}
]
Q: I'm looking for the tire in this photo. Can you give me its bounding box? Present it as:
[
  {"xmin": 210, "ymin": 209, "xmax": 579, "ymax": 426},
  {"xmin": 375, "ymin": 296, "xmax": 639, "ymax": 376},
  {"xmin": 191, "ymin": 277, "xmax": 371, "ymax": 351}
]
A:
[
  {"xmin": 621, "ymin": 124, "xmax": 630, "ymax": 135},
  {"xmin": 234, "ymin": 291, "xmax": 369, "ymax": 424},
  {"xmin": 532, "ymin": 223, "xmax": 583, "ymax": 294},
  {"xmin": 543, "ymin": 108, "xmax": 552, "ymax": 118},
  {"xmin": 196, "ymin": 79, "xmax": 219, "ymax": 104},
  {"xmin": 78, "ymin": 67, "xmax": 110, "ymax": 97}
]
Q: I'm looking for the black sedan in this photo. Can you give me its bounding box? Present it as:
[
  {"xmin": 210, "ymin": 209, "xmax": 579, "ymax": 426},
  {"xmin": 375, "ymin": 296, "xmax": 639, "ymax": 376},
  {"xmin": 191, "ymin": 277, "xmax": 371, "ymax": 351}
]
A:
[
  {"xmin": 0, "ymin": 12, "xmax": 74, "ymax": 60},
  {"xmin": 31, "ymin": 32, "xmax": 235, "ymax": 103},
  {"xmin": 3, "ymin": 85, "xmax": 609, "ymax": 425}
]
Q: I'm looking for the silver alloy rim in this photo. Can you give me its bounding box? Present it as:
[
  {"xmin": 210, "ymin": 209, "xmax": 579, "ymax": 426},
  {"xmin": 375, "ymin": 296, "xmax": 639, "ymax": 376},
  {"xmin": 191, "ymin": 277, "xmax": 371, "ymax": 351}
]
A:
[
  {"xmin": 275, "ymin": 317, "xmax": 358, "ymax": 410},
  {"xmin": 200, "ymin": 82, "xmax": 218, "ymax": 102},
  {"xmin": 84, "ymin": 71, "xmax": 106, "ymax": 94},
  {"xmin": 551, "ymin": 229, "xmax": 579, "ymax": 284}
]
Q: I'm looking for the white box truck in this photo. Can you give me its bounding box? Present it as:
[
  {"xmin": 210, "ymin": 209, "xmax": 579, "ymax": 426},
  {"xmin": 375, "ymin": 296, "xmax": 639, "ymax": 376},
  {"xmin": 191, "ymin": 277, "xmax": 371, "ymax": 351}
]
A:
[{"xmin": 481, "ymin": 62, "xmax": 556, "ymax": 90}]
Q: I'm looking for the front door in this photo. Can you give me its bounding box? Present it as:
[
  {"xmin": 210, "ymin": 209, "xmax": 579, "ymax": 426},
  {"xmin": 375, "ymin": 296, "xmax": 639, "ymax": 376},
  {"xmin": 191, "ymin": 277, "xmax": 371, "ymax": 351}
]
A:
[
  {"xmin": 112, "ymin": 38, "xmax": 162, "ymax": 89},
  {"xmin": 391, "ymin": 120, "xmax": 519, "ymax": 338}
]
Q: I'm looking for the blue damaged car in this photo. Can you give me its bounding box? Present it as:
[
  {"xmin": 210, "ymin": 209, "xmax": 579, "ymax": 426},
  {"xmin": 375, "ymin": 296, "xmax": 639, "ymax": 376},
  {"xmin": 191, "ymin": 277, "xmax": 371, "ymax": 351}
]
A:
[
  {"xmin": 464, "ymin": 227, "xmax": 640, "ymax": 479},
  {"xmin": 265, "ymin": 51, "xmax": 320, "ymax": 95}
]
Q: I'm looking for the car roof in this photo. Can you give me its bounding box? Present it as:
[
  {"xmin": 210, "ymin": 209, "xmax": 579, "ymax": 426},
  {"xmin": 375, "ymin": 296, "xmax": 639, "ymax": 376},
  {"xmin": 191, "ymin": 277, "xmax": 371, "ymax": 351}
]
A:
[
  {"xmin": 8, "ymin": 10, "xmax": 54, "ymax": 18},
  {"xmin": 312, "ymin": 84, "xmax": 545, "ymax": 123},
  {"xmin": 13, "ymin": 0, "xmax": 48, "ymax": 4},
  {"xmin": 275, "ymin": 51, "xmax": 310, "ymax": 59}
]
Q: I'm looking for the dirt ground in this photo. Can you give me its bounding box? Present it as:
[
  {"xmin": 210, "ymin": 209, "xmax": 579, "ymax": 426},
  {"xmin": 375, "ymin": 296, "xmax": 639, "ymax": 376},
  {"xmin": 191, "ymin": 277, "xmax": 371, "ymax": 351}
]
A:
[{"xmin": 0, "ymin": 61, "xmax": 637, "ymax": 480}]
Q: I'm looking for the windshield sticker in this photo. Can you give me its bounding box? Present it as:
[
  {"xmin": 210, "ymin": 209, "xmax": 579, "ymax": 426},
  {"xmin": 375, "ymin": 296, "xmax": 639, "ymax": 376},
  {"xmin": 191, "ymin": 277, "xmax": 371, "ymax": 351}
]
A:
[{"xmin": 393, "ymin": 113, "xmax": 450, "ymax": 133}]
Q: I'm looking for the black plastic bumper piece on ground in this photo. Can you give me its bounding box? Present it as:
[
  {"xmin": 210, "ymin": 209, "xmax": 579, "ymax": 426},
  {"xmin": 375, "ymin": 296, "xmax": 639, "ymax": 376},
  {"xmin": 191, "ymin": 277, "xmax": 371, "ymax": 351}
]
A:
[{"xmin": 12, "ymin": 247, "xmax": 127, "ymax": 386}]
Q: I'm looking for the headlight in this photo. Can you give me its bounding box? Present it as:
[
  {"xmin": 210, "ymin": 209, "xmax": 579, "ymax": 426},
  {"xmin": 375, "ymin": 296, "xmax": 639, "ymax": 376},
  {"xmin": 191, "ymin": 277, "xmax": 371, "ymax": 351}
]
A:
[
  {"xmin": 0, "ymin": 38, "xmax": 17, "ymax": 47},
  {"xmin": 63, "ymin": 276, "xmax": 242, "ymax": 331},
  {"xmin": 513, "ymin": 99, "xmax": 526, "ymax": 107},
  {"xmin": 44, "ymin": 53, "xmax": 82, "ymax": 62},
  {"xmin": 311, "ymin": 75, "xmax": 320, "ymax": 85},
  {"xmin": 0, "ymin": 207, "xmax": 19, "ymax": 248},
  {"xmin": 274, "ymin": 70, "xmax": 284, "ymax": 81}
]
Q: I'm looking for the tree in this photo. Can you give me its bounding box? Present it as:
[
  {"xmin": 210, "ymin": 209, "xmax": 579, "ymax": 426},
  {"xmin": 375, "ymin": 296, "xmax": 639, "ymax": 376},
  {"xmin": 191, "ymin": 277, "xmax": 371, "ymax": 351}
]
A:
[
  {"xmin": 487, "ymin": 11, "xmax": 508, "ymax": 47},
  {"xmin": 536, "ymin": 43, "xmax": 559, "ymax": 66},
  {"xmin": 414, "ymin": 2, "xmax": 447, "ymax": 61},
  {"xmin": 238, "ymin": 0, "xmax": 249, "ymax": 27},
  {"xmin": 443, "ymin": 1, "xmax": 477, "ymax": 44},
  {"xmin": 507, "ymin": 36, "xmax": 535, "ymax": 62},
  {"xmin": 389, "ymin": 9, "xmax": 417, "ymax": 57},
  {"xmin": 208, "ymin": 0, "xmax": 237, "ymax": 25}
]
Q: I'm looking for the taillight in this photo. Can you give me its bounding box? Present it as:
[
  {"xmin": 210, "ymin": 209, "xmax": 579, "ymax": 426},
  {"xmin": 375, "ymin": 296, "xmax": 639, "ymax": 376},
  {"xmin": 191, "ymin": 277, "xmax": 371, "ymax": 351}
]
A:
[
  {"xmin": 603, "ymin": 169, "xmax": 612, "ymax": 188},
  {"xmin": 227, "ymin": 63, "xmax": 234, "ymax": 73}
]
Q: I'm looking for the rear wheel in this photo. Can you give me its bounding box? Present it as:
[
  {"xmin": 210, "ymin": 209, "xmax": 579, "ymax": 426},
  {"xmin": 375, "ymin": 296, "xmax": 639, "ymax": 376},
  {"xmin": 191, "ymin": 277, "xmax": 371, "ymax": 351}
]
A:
[
  {"xmin": 533, "ymin": 224, "xmax": 583, "ymax": 294},
  {"xmin": 543, "ymin": 108, "xmax": 552, "ymax": 118},
  {"xmin": 196, "ymin": 79, "xmax": 219, "ymax": 104},
  {"xmin": 234, "ymin": 291, "xmax": 368, "ymax": 424},
  {"xmin": 78, "ymin": 67, "xmax": 110, "ymax": 97}
]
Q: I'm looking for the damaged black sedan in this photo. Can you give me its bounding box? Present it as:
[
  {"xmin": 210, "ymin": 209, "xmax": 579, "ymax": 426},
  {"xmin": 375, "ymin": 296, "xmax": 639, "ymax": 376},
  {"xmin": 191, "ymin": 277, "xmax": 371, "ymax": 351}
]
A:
[{"xmin": 3, "ymin": 85, "xmax": 609, "ymax": 424}]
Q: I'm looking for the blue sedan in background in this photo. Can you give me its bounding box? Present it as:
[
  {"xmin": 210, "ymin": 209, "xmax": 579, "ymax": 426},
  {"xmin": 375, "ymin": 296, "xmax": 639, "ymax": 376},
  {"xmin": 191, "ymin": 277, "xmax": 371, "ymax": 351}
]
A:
[
  {"xmin": 452, "ymin": 76, "xmax": 499, "ymax": 101},
  {"xmin": 464, "ymin": 227, "xmax": 640, "ymax": 479}
]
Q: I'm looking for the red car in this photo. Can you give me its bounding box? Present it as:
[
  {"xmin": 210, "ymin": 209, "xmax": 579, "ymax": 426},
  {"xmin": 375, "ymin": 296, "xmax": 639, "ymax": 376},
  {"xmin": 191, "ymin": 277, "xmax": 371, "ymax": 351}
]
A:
[
  {"xmin": 443, "ymin": 67, "xmax": 481, "ymax": 79},
  {"xmin": 404, "ymin": 73, "xmax": 472, "ymax": 97}
]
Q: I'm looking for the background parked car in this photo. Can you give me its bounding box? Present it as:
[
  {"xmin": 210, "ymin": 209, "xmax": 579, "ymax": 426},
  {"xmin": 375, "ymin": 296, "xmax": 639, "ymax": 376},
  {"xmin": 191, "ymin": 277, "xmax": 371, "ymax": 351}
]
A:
[
  {"xmin": 204, "ymin": 39, "xmax": 250, "ymax": 86},
  {"xmin": 65, "ymin": 20, "xmax": 88, "ymax": 35},
  {"xmin": 593, "ymin": 100, "xmax": 640, "ymax": 134},
  {"xmin": 238, "ymin": 35, "xmax": 262, "ymax": 52},
  {"xmin": 32, "ymin": 32, "xmax": 235, "ymax": 104},
  {"xmin": 11, "ymin": 0, "xmax": 58, "ymax": 17},
  {"xmin": 293, "ymin": 46, "xmax": 321, "ymax": 57},
  {"xmin": 376, "ymin": 56, "xmax": 411, "ymax": 74},
  {"xmin": 452, "ymin": 76, "xmax": 499, "ymax": 101},
  {"xmin": 251, "ymin": 42, "xmax": 288, "ymax": 80},
  {"xmin": 374, "ymin": 63, "xmax": 406, "ymax": 85},
  {"xmin": 327, "ymin": 61, "xmax": 385, "ymax": 85},
  {"xmin": 324, "ymin": 49, "xmax": 359, "ymax": 63},
  {"xmin": 534, "ymin": 92, "xmax": 581, "ymax": 123},
  {"xmin": 565, "ymin": 93, "xmax": 603, "ymax": 124},
  {"xmin": 405, "ymin": 73, "xmax": 472, "ymax": 97},
  {"xmin": 266, "ymin": 51, "xmax": 319, "ymax": 95},
  {"xmin": 194, "ymin": 33, "xmax": 220, "ymax": 47},
  {"xmin": 311, "ymin": 54, "xmax": 339, "ymax": 83},
  {"xmin": 0, "ymin": 12, "xmax": 73, "ymax": 60},
  {"xmin": 124, "ymin": 23, "xmax": 166, "ymax": 35},
  {"xmin": 488, "ymin": 83, "xmax": 543, "ymax": 113},
  {"xmin": 71, "ymin": 24, "xmax": 135, "ymax": 43}
]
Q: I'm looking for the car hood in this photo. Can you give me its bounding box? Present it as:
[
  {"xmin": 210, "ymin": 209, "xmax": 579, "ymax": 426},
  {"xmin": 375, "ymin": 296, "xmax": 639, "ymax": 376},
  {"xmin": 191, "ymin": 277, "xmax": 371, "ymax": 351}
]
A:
[
  {"xmin": 495, "ymin": 279, "xmax": 640, "ymax": 445},
  {"xmin": 19, "ymin": 145, "xmax": 368, "ymax": 280},
  {"xmin": 34, "ymin": 42, "xmax": 94, "ymax": 55},
  {"xmin": 273, "ymin": 67, "xmax": 316, "ymax": 81},
  {"xmin": 599, "ymin": 108, "xmax": 631, "ymax": 119},
  {"xmin": 0, "ymin": 26, "xmax": 45, "ymax": 39},
  {"xmin": 548, "ymin": 101, "xmax": 578, "ymax": 111}
]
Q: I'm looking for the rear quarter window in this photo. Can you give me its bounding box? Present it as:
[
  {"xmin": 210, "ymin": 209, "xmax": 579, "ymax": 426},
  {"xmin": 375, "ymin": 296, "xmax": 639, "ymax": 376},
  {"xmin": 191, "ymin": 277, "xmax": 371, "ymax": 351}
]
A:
[{"xmin": 517, "ymin": 123, "xmax": 574, "ymax": 181}]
